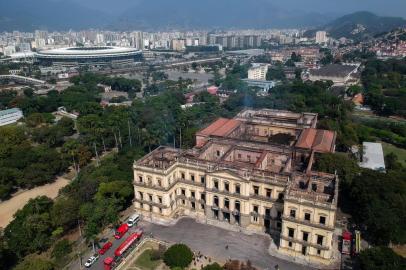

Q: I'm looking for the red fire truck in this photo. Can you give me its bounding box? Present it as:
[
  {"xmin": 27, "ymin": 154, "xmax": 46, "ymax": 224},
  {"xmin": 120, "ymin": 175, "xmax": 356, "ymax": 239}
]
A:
[
  {"xmin": 103, "ymin": 257, "xmax": 115, "ymax": 270},
  {"xmin": 342, "ymin": 231, "xmax": 352, "ymax": 255},
  {"xmin": 114, "ymin": 223, "xmax": 129, "ymax": 239},
  {"xmin": 114, "ymin": 231, "xmax": 142, "ymax": 257}
]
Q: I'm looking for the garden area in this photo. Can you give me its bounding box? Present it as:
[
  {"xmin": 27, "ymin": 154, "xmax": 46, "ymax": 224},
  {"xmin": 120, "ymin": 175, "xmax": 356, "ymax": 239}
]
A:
[{"xmin": 126, "ymin": 241, "xmax": 256, "ymax": 270}]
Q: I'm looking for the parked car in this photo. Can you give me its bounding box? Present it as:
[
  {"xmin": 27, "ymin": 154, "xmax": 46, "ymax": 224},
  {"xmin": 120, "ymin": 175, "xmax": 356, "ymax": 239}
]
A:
[
  {"xmin": 84, "ymin": 254, "xmax": 99, "ymax": 268},
  {"xmin": 98, "ymin": 241, "xmax": 113, "ymax": 255},
  {"xmin": 127, "ymin": 213, "xmax": 140, "ymax": 227}
]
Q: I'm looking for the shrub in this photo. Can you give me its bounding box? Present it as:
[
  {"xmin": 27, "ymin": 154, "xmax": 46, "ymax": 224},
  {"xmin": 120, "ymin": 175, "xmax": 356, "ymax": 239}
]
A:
[
  {"xmin": 203, "ymin": 263, "xmax": 223, "ymax": 270},
  {"xmin": 163, "ymin": 243, "xmax": 193, "ymax": 268}
]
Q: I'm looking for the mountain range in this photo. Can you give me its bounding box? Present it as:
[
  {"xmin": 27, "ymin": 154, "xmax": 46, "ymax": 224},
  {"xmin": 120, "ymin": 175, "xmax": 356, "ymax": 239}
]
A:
[
  {"xmin": 309, "ymin": 11, "xmax": 406, "ymax": 39},
  {"xmin": 0, "ymin": 0, "xmax": 405, "ymax": 34}
]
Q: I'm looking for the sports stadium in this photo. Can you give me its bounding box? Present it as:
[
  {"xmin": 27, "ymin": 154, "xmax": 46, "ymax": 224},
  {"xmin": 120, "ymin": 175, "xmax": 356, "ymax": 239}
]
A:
[{"xmin": 35, "ymin": 46, "xmax": 142, "ymax": 68}]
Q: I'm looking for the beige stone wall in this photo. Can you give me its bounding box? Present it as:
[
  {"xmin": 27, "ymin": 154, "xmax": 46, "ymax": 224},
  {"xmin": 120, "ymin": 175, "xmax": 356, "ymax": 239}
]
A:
[{"xmin": 134, "ymin": 163, "xmax": 337, "ymax": 265}]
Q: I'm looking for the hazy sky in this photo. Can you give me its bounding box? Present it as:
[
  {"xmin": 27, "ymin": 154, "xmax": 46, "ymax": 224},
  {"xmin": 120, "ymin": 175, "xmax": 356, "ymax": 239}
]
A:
[{"xmin": 72, "ymin": 0, "xmax": 406, "ymax": 17}]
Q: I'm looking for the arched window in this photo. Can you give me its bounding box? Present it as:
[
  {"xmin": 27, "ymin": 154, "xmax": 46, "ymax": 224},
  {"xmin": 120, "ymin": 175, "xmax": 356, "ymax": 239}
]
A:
[
  {"xmin": 235, "ymin": 200, "xmax": 241, "ymax": 211},
  {"xmin": 213, "ymin": 196, "xmax": 219, "ymax": 206},
  {"xmin": 224, "ymin": 198, "xmax": 230, "ymax": 209}
]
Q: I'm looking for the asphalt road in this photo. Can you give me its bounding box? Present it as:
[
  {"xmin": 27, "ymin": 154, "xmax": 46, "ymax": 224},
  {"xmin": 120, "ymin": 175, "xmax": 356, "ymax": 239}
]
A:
[
  {"xmin": 73, "ymin": 217, "xmax": 316, "ymax": 270},
  {"xmin": 71, "ymin": 225, "xmax": 140, "ymax": 270}
]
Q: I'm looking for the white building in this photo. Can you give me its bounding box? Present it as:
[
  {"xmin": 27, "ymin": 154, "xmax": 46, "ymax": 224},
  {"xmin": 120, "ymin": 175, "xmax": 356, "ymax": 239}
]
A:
[
  {"xmin": 96, "ymin": 33, "xmax": 105, "ymax": 45},
  {"xmin": 315, "ymin": 31, "xmax": 328, "ymax": 44},
  {"xmin": 360, "ymin": 142, "xmax": 386, "ymax": 172},
  {"xmin": 3, "ymin": 46, "xmax": 16, "ymax": 56},
  {"xmin": 0, "ymin": 108, "xmax": 23, "ymax": 126},
  {"xmin": 248, "ymin": 63, "xmax": 269, "ymax": 81}
]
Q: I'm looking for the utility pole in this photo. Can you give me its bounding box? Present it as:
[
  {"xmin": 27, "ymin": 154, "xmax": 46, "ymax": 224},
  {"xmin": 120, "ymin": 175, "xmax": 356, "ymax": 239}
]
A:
[
  {"xmin": 118, "ymin": 129, "xmax": 123, "ymax": 149},
  {"xmin": 93, "ymin": 142, "xmax": 99, "ymax": 166},
  {"xmin": 102, "ymin": 137, "xmax": 107, "ymax": 153},
  {"xmin": 128, "ymin": 120, "xmax": 133, "ymax": 147},
  {"xmin": 180, "ymin": 128, "xmax": 182, "ymax": 149},
  {"xmin": 114, "ymin": 131, "xmax": 119, "ymax": 150}
]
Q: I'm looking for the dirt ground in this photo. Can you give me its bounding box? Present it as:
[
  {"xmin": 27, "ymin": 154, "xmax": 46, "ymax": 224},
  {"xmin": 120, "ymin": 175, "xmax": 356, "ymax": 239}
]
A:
[{"xmin": 0, "ymin": 176, "xmax": 70, "ymax": 228}]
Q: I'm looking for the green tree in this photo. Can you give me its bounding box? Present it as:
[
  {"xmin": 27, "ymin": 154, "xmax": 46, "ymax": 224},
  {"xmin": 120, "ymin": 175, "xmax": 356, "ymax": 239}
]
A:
[
  {"xmin": 359, "ymin": 247, "xmax": 405, "ymax": 270},
  {"xmin": 163, "ymin": 243, "xmax": 193, "ymax": 268},
  {"xmin": 51, "ymin": 239, "xmax": 72, "ymax": 261},
  {"xmin": 4, "ymin": 196, "xmax": 54, "ymax": 257},
  {"xmin": 14, "ymin": 256, "xmax": 54, "ymax": 270},
  {"xmin": 203, "ymin": 263, "xmax": 223, "ymax": 270}
]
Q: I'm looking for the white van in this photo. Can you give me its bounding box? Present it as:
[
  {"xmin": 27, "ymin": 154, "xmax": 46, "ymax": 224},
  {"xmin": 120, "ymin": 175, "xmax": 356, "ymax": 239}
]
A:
[{"xmin": 127, "ymin": 213, "xmax": 140, "ymax": 227}]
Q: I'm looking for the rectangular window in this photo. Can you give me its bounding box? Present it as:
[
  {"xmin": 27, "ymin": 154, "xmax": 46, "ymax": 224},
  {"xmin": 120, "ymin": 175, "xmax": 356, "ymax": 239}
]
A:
[
  {"xmin": 190, "ymin": 174, "xmax": 195, "ymax": 182},
  {"xmin": 224, "ymin": 182, "xmax": 229, "ymax": 191},
  {"xmin": 304, "ymin": 213, "xmax": 311, "ymax": 221},
  {"xmin": 191, "ymin": 202, "xmax": 196, "ymax": 210},
  {"xmin": 290, "ymin": 209, "xmax": 296, "ymax": 218},
  {"xmin": 214, "ymin": 180, "xmax": 219, "ymax": 189},
  {"xmin": 138, "ymin": 176, "xmax": 143, "ymax": 182},
  {"xmin": 317, "ymin": 235, "xmax": 324, "ymax": 246},
  {"xmin": 158, "ymin": 197, "xmax": 162, "ymax": 204},
  {"xmin": 200, "ymin": 176, "xmax": 205, "ymax": 183},
  {"xmin": 235, "ymin": 185, "xmax": 240, "ymax": 194},
  {"xmin": 266, "ymin": 188, "xmax": 272, "ymax": 198},
  {"xmin": 302, "ymin": 232, "xmax": 309, "ymax": 242},
  {"xmin": 201, "ymin": 203, "xmax": 205, "ymax": 210},
  {"xmin": 149, "ymin": 194, "xmax": 153, "ymax": 201},
  {"xmin": 181, "ymin": 172, "xmax": 185, "ymax": 179},
  {"xmin": 181, "ymin": 189, "xmax": 186, "ymax": 196},
  {"xmin": 253, "ymin": 186, "xmax": 259, "ymax": 195},
  {"xmin": 288, "ymin": 241, "xmax": 292, "ymax": 247},
  {"xmin": 301, "ymin": 246, "xmax": 306, "ymax": 255},
  {"xmin": 265, "ymin": 208, "xmax": 271, "ymax": 217},
  {"xmin": 216, "ymin": 150, "xmax": 220, "ymax": 157},
  {"xmin": 319, "ymin": 216, "xmax": 326, "ymax": 225},
  {"xmin": 253, "ymin": 205, "xmax": 259, "ymax": 213},
  {"xmin": 238, "ymin": 153, "xmax": 242, "ymax": 159},
  {"xmin": 288, "ymin": 228, "xmax": 294, "ymax": 238},
  {"xmin": 317, "ymin": 249, "xmax": 321, "ymax": 255},
  {"xmin": 201, "ymin": 193, "xmax": 205, "ymax": 201},
  {"xmin": 191, "ymin": 191, "xmax": 195, "ymax": 198}
]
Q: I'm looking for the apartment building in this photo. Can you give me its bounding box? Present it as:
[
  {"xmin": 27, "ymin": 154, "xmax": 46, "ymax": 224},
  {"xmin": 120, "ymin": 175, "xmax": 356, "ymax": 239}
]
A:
[
  {"xmin": 248, "ymin": 63, "xmax": 269, "ymax": 80},
  {"xmin": 0, "ymin": 108, "xmax": 23, "ymax": 126},
  {"xmin": 133, "ymin": 109, "xmax": 338, "ymax": 265}
]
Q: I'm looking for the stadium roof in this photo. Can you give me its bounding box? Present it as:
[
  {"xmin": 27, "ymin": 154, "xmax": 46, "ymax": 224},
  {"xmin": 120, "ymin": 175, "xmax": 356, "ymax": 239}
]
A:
[{"xmin": 36, "ymin": 46, "xmax": 140, "ymax": 56}]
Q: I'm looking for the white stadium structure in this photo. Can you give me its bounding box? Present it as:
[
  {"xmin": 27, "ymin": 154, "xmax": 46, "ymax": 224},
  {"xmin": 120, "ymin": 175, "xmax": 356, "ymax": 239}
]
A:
[{"xmin": 35, "ymin": 46, "xmax": 142, "ymax": 68}]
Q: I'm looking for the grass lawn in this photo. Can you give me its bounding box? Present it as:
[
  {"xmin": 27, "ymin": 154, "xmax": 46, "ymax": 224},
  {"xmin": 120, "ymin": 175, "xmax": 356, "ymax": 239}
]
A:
[
  {"xmin": 134, "ymin": 249, "xmax": 162, "ymax": 270},
  {"xmin": 381, "ymin": 142, "xmax": 406, "ymax": 167}
]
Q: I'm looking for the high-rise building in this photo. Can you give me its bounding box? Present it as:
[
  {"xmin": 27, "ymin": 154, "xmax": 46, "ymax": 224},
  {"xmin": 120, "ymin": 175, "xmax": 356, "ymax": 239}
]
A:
[
  {"xmin": 171, "ymin": 39, "xmax": 186, "ymax": 51},
  {"xmin": 96, "ymin": 33, "xmax": 105, "ymax": 45},
  {"xmin": 315, "ymin": 31, "xmax": 328, "ymax": 44},
  {"xmin": 132, "ymin": 31, "xmax": 144, "ymax": 51}
]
